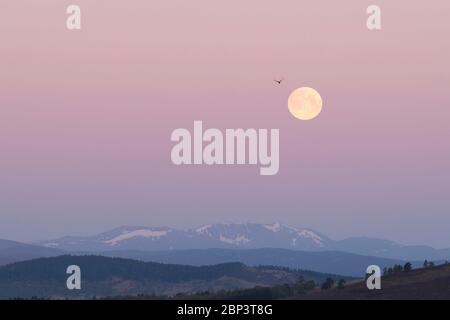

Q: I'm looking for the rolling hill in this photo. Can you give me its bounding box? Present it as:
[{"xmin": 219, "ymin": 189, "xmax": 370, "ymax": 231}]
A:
[{"xmin": 0, "ymin": 255, "xmax": 345, "ymax": 299}]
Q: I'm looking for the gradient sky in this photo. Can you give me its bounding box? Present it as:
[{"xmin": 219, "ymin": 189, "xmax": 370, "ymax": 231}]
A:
[{"xmin": 1, "ymin": 1, "xmax": 449, "ymax": 246}]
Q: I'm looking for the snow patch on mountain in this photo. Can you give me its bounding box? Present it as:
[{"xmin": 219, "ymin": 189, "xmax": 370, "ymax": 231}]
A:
[
  {"xmin": 286, "ymin": 227, "xmax": 324, "ymax": 247},
  {"xmin": 43, "ymin": 243, "xmax": 60, "ymax": 248},
  {"xmin": 219, "ymin": 235, "xmax": 250, "ymax": 245},
  {"xmin": 195, "ymin": 225, "xmax": 212, "ymax": 236},
  {"xmin": 263, "ymin": 223, "xmax": 282, "ymax": 232},
  {"xmin": 104, "ymin": 229, "xmax": 170, "ymax": 246}
]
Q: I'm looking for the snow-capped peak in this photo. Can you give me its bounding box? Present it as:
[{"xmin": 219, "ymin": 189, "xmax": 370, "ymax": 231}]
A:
[
  {"xmin": 37, "ymin": 223, "xmax": 330, "ymax": 251},
  {"xmin": 286, "ymin": 226, "xmax": 324, "ymax": 247}
]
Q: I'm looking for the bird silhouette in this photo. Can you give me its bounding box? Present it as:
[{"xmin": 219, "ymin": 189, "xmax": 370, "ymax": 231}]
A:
[{"xmin": 274, "ymin": 78, "xmax": 284, "ymax": 85}]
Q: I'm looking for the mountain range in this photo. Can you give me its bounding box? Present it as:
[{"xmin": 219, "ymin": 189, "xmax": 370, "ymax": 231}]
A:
[
  {"xmin": 0, "ymin": 239, "xmax": 422, "ymax": 277},
  {"xmin": 1, "ymin": 223, "xmax": 449, "ymax": 299},
  {"xmin": 36, "ymin": 223, "xmax": 450, "ymax": 261}
]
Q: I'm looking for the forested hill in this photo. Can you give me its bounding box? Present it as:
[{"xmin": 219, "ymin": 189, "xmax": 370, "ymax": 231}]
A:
[{"xmin": 0, "ymin": 255, "xmax": 347, "ymax": 299}]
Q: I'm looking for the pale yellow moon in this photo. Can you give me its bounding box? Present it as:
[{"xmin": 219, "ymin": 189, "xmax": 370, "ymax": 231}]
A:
[{"xmin": 288, "ymin": 87, "xmax": 323, "ymax": 120}]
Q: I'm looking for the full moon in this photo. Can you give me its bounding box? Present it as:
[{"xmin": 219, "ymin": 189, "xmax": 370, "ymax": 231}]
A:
[{"xmin": 288, "ymin": 87, "xmax": 323, "ymax": 120}]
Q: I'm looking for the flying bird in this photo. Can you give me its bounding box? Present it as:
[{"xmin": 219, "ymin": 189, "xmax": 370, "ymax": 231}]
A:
[{"xmin": 274, "ymin": 78, "xmax": 284, "ymax": 85}]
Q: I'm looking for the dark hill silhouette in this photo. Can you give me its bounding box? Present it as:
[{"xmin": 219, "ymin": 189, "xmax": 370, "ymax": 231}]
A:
[{"xmin": 302, "ymin": 262, "xmax": 450, "ymax": 300}]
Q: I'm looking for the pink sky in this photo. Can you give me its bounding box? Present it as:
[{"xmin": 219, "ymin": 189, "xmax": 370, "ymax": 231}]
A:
[{"xmin": 0, "ymin": 1, "xmax": 449, "ymax": 246}]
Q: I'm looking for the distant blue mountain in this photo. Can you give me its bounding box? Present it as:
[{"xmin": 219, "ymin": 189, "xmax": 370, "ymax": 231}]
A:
[
  {"xmin": 36, "ymin": 223, "xmax": 331, "ymax": 252},
  {"xmin": 330, "ymin": 237, "xmax": 450, "ymax": 261},
  {"xmin": 0, "ymin": 239, "xmax": 425, "ymax": 277},
  {"xmin": 98, "ymin": 248, "xmax": 422, "ymax": 277},
  {"xmin": 0, "ymin": 239, "xmax": 63, "ymax": 266},
  {"xmin": 35, "ymin": 223, "xmax": 450, "ymax": 261}
]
